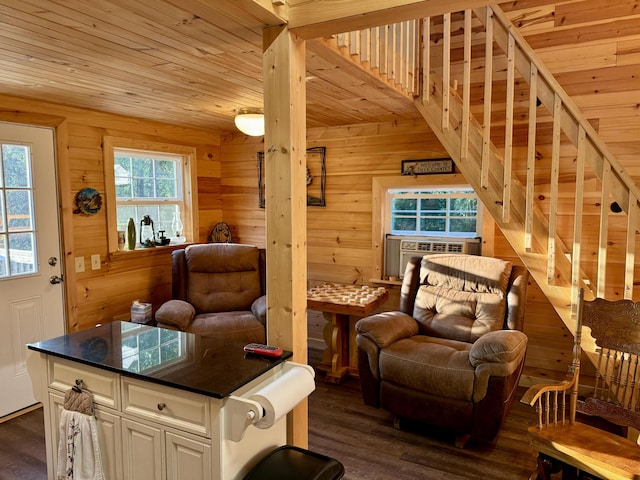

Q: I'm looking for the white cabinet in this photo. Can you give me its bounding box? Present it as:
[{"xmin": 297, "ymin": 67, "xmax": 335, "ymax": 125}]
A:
[
  {"xmin": 45, "ymin": 357, "xmax": 212, "ymax": 480},
  {"xmin": 33, "ymin": 353, "xmax": 289, "ymax": 480},
  {"xmin": 165, "ymin": 431, "xmax": 212, "ymax": 480},
  {"xmin": 122, "ymin": 418, "xmax": 163, "ymax": 480}
]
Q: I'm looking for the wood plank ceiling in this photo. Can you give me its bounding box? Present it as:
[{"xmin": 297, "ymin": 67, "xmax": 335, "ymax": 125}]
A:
[
  {"xmin": 0, "ymin": 0, "xmax": 637, "ymax": 137},
  {"xmin": 0, "ymin": 0, "xmax": 417, "ymax": 133}
]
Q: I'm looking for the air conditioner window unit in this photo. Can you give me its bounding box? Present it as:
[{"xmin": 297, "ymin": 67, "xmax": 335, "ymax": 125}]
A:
[{"xmin": 384, "ymin": 235, "xmax": 481, "ymax": 279}]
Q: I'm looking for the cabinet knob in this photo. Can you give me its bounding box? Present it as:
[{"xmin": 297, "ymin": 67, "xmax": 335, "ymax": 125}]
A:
[{"xmin": 157, "ymin": 402, "xmax": 166, "ymax": 411}]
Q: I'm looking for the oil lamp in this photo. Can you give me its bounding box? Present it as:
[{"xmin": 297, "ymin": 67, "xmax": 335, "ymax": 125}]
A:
[{"xmin": 139, "ymin": 215, "xmax": 156, "ymax": 248}]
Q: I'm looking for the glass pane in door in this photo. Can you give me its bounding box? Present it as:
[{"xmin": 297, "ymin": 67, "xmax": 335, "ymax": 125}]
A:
[{"xmin": 0, "ymin": 143, "xmax": 36, "ymax": 278}]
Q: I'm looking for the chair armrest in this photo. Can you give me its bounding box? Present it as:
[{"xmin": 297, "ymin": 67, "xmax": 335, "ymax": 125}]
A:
[
  {"xmin": 470, "ymin": 330, "xmax": 528, "ymax": 366},
  {"xmin": 470, "ymin": 330, "xmax": 528, "ymax": 402},
  {"xmin": 355, "ymin": 311, "xmax": 419, "ymax": 348},
  {"xmin": 251, "ymin": 295, "xmax": 267, "ymax": 326},
  {"xmin": 155, "ymin": 300, "xmax": 195, "ymax": 331},
  {"xmin": 520, "ymin": 375, "xmax": 576, "ymax": 406}
]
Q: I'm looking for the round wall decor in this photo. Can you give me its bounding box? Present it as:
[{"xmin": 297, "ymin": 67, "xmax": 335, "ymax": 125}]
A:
[{"xmin": 74, "ymin": 187, "xmax": 102, "ymax": 215}]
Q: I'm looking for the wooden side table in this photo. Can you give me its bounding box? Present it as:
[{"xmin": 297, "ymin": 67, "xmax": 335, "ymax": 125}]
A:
[{"xmin": 307, "ymin": 284, "xmax": 388, "ymax": 384}]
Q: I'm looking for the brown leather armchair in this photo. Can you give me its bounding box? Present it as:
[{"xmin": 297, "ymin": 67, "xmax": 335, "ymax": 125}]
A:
[
  {"xmin": 356, "ymin": 254, "xmax": 529, "ymax": 447},
  {"xmin": 155, "ymin": 243, "xmax": 266, "ymax": 343}
]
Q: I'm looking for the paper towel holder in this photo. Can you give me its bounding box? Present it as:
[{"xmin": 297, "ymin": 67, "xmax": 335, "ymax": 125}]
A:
[
  {"xmin": 226, "ymin": 396, "xmax": 265, "ymax": 442},
  {"xmin": 225, "ymin": 362, "xmax": 315, "ymax": 442}
]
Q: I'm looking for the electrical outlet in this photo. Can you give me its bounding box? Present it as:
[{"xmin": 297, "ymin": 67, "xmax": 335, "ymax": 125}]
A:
[
  {"xmin": 75, "ymin": 256, "xmax": 85, "ymax": 273},
  {"xmin": 91, "ymin": 254, "xmax": 101, "ymax": 270}
]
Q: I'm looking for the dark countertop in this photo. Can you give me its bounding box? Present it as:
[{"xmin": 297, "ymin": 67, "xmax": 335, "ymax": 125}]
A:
[{"xmin": 27, "ymin": 321, "xmax": 292, "ymax": 399}]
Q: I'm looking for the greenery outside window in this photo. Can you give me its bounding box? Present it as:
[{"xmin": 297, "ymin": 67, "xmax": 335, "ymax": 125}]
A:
[
  {"xmin": 103, "ymin": 137, "xmax": 197, "ymax": 253},
  {"xmin": 389, "ymin": 188, "xmax": 479, "ymax": 238}
]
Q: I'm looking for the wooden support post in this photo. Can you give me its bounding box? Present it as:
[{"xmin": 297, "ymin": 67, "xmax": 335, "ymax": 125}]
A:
[{"xmin": 263, "ymin": 25, "xmax": 308, "ymax": 447}]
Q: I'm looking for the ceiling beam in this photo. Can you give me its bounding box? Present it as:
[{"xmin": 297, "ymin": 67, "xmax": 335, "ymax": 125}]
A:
[
  {"xmin": 287, "ymin": 0, "xmax": 490, "ymax": 38},
  {"xmin": 219, "ymin": 0, "xmax": 288, "ymax": 26}
]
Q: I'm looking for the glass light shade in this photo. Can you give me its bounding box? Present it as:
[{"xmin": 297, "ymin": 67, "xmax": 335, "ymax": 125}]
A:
[{"xmin": 234, "ymin": 108, "xmax": 264, "ymax": 136}]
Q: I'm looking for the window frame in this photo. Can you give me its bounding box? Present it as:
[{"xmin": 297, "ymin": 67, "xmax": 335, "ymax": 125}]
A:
[
  {"xmin": 371, "ymin": 174, "xmax": 492, "ymax": 282},
  {"xmin": 103, "ymin": 136, "xmax": 198, "ymax": 254},
  {"xmin": 388, "ymin": 188, "xmax": 480, "ymax": 238}
]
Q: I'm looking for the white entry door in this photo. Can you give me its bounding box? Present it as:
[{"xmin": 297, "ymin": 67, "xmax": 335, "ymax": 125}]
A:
[{"xmin": 0, "ymin": 123, "xmax": 65, "ymax": 417}]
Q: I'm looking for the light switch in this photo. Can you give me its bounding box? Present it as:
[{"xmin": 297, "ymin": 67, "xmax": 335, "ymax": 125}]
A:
[
  {"xmin": 75, "ymin": 257, "xmax": 85, "ymax": 273},
  {"xmin": 91, "ymin": 254, "xmax": 101, "ymax": 270}
]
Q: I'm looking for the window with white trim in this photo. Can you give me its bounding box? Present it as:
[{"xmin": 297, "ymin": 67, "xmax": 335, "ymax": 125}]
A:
[
  {"xmin": 103, "ymin": 137, "xmax": 197, "ymax": 253},
  {"xmin": 388, "ymin": 187, "xmax": 480, "ymax": 238}
]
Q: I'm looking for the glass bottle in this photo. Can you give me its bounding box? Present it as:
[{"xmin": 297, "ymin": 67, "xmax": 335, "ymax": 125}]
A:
[
  {"xmin": 171, "ymin": 211, "xmax": 185, "ymax": 244},
  {"xmin": 126, "ymin": 218, "xmax": 136, "ymax": 250}
]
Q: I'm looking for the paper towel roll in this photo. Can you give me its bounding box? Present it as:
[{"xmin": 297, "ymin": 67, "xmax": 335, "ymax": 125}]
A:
[{"xmin": 249, "ymin": 365, "xmax": 315, "ymax": 429}]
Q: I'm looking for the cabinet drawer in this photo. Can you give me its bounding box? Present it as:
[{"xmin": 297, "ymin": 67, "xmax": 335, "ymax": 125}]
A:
[
  {"xmin": 122, "ymin": 377, "xmax": 210, "ymax": 438},
  {"xmin": 48, "ymin": 357, "xmax": 119, "ymax": 409}
]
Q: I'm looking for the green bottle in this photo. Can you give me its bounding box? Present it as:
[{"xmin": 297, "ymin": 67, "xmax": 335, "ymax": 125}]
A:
[{"xmin": 126, "ymin": 218, "xmax": 136, "ymax": 250}]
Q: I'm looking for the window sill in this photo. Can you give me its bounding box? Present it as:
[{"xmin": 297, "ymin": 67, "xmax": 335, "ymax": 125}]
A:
[{"xmin": 109, "ymin": 243, "xmax": 194, "ymax": 261}]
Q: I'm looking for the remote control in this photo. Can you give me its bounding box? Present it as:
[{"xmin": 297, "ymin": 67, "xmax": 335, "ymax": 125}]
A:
[{"xmin": 243, "ymin": 343, "xmax": 283, "ymax": 357}]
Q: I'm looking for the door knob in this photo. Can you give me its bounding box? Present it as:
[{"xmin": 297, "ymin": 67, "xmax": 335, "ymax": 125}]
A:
[
  {"xmin": 48, "ymin": 257, "xmax": 58, "ymax": 266},
  {"xmin": 49, "ymin": 275, "xmax": 63, "ymax": 284}
]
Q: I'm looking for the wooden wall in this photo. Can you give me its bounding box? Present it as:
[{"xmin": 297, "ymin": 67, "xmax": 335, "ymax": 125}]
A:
[
  {"xmin": 221, "ymin": 118, "xmax": 573, "ymax": 381},
  {"xmin": 0, "ymin": 94, "xmax": 222, "ymax": 332}
]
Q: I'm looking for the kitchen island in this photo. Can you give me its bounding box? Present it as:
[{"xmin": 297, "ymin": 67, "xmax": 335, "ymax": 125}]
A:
[{"xmin": 27, "ymin": 321, "xmax": 311, "ymax": 480}]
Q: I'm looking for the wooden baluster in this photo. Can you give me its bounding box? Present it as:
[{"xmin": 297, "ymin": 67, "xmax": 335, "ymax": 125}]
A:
[
  {"xmin": 442, "ymin": 13, "xmax": 451, "ymax": 132},
  {"xmin": 597, "ymin": 161, "xmax": 611, "ymax": 298},
  {"xmin": 545, "ymin": 391, "xmax": 551, "ymax": 427},
  {"xmin": 625, "ymin": 193, "xmax": 638, "ymax": 300},
  {"xmin": 481, "ymin": 7, "xmax": 493, "ymax": 190},
  {"xmin": 379, "ymin": 25, "xmax": 388, "ymax": 78},
  {"xmin": 634, "ymin": 358, "xmax": 640, "ymax": 412},
  {"xmin": 370, "ymin": 27, "xmax": 379, "ymax": 72},
  {"xmin": 629, "ymin": 355, "xmax": 639, "ymax": 411},
  {"xmin": 617, "ymin": 352, "xmax": 630, "ymax": 406},
  {"xmin": 571, "ymin": 126, "xmax": 586, "ymax": 316},
  {"xmin": 502, "ymin": 33, "xmax": 515, "ymax": 223},
  {"xmin": 349, "ymin": 31, "xmax": 359, "ymax": 56},
  {"xmin": 537, "ymin": 397, "xmax": 543, "ymax": 429},
  {"xmin": 359, "ymin": 29, "xmax": 369, "ymax": 64},
  {"xmin": 602, "ymin": 348, "xmax": 613, "ymax": 402},
  {"xmin": 547, "ymin": 93, "xmax": 562, "ymax": 284},
  {"xmin": 524, "ymin": 63, "xmax": 537, "ymax": 252},
  {"xmin": 394, "ymin": 22, "xmax": 402, "ymax": 87},
  {"xmin": 408, "ymin": 19, "xmax": 417, "ymax": 95},
  {"xmin": 387, "ymin": 24, "xmax": 395, "ymax": 84},
  {"xmin": 421, "ymin": 17, "xmax": 430, "ymax": 103},
  {"xmin": 460, "ymin": 10, "xmax": 471, "ymax": 161},
  {"xmin": 594, "ymin": 348, "xmax": 604, "ymax": 400}
]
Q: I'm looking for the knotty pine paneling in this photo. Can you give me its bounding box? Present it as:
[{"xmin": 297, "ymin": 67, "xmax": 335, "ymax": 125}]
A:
[
  {"xmin": 221, "ymin": 119, "xmax": 570, "ymax": 381},
  {"xmin": 0, "ymin": 94, "xmax": 221, "ymax": 332}
]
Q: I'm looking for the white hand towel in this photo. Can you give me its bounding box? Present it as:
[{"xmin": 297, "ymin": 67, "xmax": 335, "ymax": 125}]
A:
[{"xmin": 56, "ymin": 409, "xmax": 105, "ymax": 480}]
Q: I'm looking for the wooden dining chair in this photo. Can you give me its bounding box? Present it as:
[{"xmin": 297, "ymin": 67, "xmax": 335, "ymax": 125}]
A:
[{"xmin": 521, "ymin": 288, "xmax": 640, "ymax": 480}]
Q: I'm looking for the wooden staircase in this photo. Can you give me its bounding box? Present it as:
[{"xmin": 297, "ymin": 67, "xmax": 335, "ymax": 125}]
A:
[{"xmin": 322, "ymin": 5, "xmax": 640, "ymax": 356}]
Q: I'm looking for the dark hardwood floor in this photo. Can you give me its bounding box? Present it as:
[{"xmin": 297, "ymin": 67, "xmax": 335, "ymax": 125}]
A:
[
  {"xmin": 0, "ymin": 350, "xmax": 540, "ymax": 479},
  {"xmin": 0, "ymin": 407, "xmax": 47, "ymax": 480}
]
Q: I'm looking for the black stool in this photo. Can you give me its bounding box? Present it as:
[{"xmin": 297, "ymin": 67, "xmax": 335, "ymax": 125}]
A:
[{"xmin": 244, "ymin": 445, "xmax": 345, "ymax": 480}]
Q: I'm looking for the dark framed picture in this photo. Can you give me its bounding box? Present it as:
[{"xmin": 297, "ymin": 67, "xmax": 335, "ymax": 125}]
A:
[
  {"xmin": 258, "ymin": 146, "xmax": 326, "ymax": 208},
  {"xmin": 401, "ymin": 158, "xmax": 454, "ymax": 176}
]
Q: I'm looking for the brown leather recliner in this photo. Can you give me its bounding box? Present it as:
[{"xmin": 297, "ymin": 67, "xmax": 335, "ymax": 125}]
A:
[
  {"xmin": 356, "ymin": 254, "xmax": 529, "ymax": 447},
  {"xmin": 155, "ymin": 243, "xmax": 266, "ymax": 343}
]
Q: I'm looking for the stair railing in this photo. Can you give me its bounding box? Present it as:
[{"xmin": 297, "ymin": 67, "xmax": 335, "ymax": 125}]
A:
[{"xmin": 330, "ymin": 5, "xmax": 640, "ymax": 336}]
